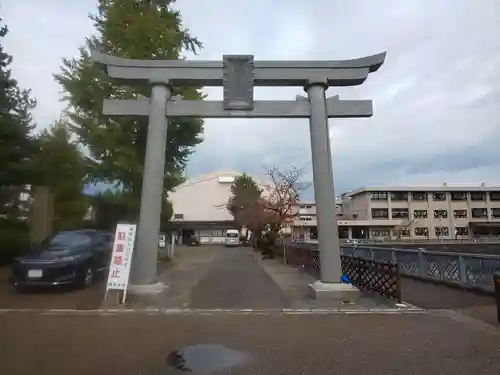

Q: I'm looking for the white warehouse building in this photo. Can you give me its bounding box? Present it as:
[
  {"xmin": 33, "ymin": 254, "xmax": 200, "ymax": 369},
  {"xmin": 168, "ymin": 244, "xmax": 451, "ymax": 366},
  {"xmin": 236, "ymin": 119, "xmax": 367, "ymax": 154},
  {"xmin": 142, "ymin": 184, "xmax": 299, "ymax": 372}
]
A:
[{"xmin": 167, "ymin": 170, "xmax": 264, "ymax": 244}]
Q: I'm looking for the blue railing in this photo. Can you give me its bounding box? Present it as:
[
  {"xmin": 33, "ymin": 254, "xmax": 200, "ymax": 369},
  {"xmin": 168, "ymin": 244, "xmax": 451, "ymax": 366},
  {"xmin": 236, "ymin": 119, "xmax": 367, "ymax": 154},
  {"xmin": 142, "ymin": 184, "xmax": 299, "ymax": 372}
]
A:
[
  {"xmin": 344, "ymin": 245, "xmax": 500, "ymax": 292},
  {"xmin": 286, "ymin": 242, "xmax": 500, "ymax": 292}
]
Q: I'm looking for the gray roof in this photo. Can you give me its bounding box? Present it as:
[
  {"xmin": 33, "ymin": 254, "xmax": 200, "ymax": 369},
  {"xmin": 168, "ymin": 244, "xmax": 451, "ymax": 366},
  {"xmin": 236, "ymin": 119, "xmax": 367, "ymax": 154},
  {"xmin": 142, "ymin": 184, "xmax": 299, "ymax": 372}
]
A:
[{"xmin": 344, "ymin": 184, "xmax": 500, "ymax": 197}]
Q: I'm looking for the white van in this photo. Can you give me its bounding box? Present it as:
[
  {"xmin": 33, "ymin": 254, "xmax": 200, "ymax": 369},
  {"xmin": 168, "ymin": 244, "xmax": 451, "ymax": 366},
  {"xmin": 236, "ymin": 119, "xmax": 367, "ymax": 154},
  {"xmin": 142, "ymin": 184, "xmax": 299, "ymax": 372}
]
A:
[{"xmin": 225, "ymin": 229, "xmax": 240, "ymax": 247}]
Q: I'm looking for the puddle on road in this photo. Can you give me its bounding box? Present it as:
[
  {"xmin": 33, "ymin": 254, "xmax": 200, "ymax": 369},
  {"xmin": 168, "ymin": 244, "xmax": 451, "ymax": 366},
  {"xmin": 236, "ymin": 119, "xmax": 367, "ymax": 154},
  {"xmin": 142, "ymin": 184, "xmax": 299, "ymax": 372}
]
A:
[{"xmin": 167, "ymin": 344, "xmax": 251, "ymax": 373}]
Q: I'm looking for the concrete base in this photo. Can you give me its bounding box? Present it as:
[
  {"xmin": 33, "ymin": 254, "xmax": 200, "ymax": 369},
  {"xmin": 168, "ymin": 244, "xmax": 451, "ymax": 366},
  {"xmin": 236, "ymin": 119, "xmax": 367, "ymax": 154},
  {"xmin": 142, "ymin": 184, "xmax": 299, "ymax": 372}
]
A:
[
  {"xmin": 127, "ymin": 281, "xmax": 166, "ymax": 295},
  {"xmin": 308, "ymin": 280, "xmax": 360, "ymax": 302}
]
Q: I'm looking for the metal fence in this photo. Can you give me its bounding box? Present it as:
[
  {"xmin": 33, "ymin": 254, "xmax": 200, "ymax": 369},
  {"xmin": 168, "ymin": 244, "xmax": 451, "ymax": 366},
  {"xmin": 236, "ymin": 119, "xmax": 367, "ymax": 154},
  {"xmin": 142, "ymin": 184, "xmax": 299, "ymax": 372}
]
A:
[
  {"xmin": 285, "ymin": 242, "xmax": 500, "ymax": 292},
  {"xmin": 342, "ymin": 245, "xmax": 500, "ymax": 292},
  {"xmin": 341, "ymin": 256, "xmax": 401, "ymax": 301},
  {"xmin": 295, "ymin": 238, "xmax": 500, "ymax": 246},
  {"xmin": 283, "ymin": 244, "xmax": 402, "ymax": 301}
]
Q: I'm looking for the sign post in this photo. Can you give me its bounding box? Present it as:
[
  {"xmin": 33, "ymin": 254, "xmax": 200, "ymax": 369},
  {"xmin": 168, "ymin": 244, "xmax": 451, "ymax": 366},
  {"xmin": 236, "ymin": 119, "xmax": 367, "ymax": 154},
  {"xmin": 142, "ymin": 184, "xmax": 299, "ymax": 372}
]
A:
[{"xmin": 105, "ymin": 223, "xmax": 137, "ymax": 304}]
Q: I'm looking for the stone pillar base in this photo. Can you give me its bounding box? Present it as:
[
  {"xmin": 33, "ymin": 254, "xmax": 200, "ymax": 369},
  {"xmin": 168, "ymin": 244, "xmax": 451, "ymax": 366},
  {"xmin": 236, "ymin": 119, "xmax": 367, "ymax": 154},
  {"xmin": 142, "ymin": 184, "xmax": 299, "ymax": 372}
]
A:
[
  {"xmin": 127, "ymin": 281, "xmax": 166, "ymax": 295},
  {"xmin": 101, "ymin": 282, "xmax": 167, "ymax": 308},
  {"xmin": 123, "ymin": 282, "xmax": 167, "ymax": 307},
  {"xmin": 308, "ymin": 280, "xmax": 360, "ymax": 302}
]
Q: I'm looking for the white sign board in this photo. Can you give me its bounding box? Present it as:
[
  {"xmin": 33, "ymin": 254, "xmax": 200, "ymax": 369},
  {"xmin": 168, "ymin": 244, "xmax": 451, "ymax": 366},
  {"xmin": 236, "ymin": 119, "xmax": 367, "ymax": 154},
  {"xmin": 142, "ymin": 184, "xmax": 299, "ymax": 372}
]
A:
[{"xmin": 105, "ymin": 223, "xmax": 137, "ymax": 303}]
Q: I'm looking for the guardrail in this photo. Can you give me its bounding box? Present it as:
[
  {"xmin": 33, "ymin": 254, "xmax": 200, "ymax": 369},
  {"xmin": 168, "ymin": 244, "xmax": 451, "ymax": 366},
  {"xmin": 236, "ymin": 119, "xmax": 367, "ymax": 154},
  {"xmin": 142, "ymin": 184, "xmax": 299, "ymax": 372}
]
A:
[
  {"xmin": 293, "ymin": 238, "xmax": 500, "ymax": 246},
  {"xmin": 285, "ymin": 242, "xmax": 500, "ymax": 292},
  {"xmin": 343, "ymin": 245, "xmax": 500, "ymax": 292}
]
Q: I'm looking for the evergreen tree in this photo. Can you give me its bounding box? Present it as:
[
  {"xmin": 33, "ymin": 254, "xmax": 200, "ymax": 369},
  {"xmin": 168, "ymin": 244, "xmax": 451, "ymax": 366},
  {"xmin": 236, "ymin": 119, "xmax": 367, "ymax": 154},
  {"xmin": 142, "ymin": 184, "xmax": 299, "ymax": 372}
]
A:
[
  {"xmin": 0, "ymin": 19, "xmax": 38, "ymax": 222},
  {"xmin": 55, "ymin": 0, "xmax": 204, "ymax": 218},
  {"xmin": 227, "ymin": 173, "xmax": 265, "ymax": 231},
  {"xmin": 33, "ymin": 119, "xmax": 87, "ymax": 230}
]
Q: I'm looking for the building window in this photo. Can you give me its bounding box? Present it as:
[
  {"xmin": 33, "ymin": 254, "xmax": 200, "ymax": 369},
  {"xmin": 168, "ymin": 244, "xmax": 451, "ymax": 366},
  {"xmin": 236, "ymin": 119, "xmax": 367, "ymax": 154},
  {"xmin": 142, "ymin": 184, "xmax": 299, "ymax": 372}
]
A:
[
  {"xmin": 300, "ymin": 204, "xmax": 313, "ymax": 209},
  {"xmin": 371, "ymin": 229, "xmax": 390, "ymax": 237},
  {"xmin": 392, "ymin": 228, "xmax": 410, "ymax": 237},
  {"xmin": 471, "ymin": 208, "xmax": 488, "ymax": 218},
  {"xmin": 390, "ymin": 192, "xmax": 408, "ymax": 201},
  {"xmin": 432, "ymin": 192, "xmax": 447, "ymax": 201},
  {"xmin": 455, "ymin": 227, "xmax": 469, "ymax": 236},
  {"xmin": 173, "ymin": 213, "xmax": 184, "ymax": 220},
  {"xmin": 213, "ymin": 230, "xmax": 224, "ymax": 237},
  {"xmin": 310, "ymin": 227, "xmax": 318, "ymax": 239},
  {"xmin": 453, "ymin": 210, "xmax": 467, "ymax": 218},
  {"xmin": 391, "ymin": 208, "xmax": 409, "ymax": 219},
  {"xmin": 435, "ymin": 226, "xmax": 449, "ymax": 237},
  {"xmin": 414, "ymin": 227, "xmax": 429, "ymax": 237},
  {"xmin": 433, "ymin": 209, "xmax": 448, "ymax": 219},
  {"xmin": 470, "ymin": 191, "xmax": 486, "ymax": 201},
  {"xmin": 491, "ymin": 208, "xmax": 500, "ymax": 218},
  {"xmin": 411, "ymin": 192, "xmax": 427, "ymax": 201},
  {"xmin": 371, "ymin": 208, "xmax": 389, "ymax": 219},
  {"xmin": 413, "ymin": 210, "xmax": 428, "ymax": 219},
  {"xmin": 489, "ymin": 192, "xmax": 500, "ymax": 201},
  {"xmin": 370, "ymin": 192, "xmax": 388, "ymax": 201},
  {"xmin": 451, "ymin": 192, "xmax": 467, "ymax": 201}
]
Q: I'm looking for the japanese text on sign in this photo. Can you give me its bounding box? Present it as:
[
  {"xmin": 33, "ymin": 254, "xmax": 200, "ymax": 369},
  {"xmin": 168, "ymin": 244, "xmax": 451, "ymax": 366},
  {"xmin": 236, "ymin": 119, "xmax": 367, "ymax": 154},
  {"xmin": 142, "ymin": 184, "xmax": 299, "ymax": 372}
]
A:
[{"xmin": 106, "ymin": 223, "xmax": 136, "ymax": 292}]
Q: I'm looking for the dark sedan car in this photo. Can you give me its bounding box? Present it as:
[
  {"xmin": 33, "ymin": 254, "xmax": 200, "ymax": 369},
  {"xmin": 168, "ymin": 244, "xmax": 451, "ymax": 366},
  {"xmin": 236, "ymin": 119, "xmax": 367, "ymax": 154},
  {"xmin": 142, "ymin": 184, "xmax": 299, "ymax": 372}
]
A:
[{"xmin": 10, "ymin": 229, "xmax": 113, "ymax": 291}]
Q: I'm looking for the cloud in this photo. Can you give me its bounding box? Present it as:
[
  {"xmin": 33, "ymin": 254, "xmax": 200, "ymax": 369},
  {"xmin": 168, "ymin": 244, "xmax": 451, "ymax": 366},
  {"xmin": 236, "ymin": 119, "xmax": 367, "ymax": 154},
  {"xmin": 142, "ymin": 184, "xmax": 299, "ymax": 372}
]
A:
[
  {"xmin": 3, "ymin": 0, "xmax": 500, "ymax": 198},
  {"xmin": 2, "ymin": 0, "xmax": 95, "ymax": 129}
]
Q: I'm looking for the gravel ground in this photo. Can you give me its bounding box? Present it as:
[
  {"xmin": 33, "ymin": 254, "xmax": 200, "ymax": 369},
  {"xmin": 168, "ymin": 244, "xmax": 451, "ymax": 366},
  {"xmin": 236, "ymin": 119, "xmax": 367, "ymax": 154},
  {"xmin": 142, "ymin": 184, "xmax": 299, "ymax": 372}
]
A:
[
  {"xmin": 400, "ymin": 277, "xmax": 499, "ymax": 325},
  {"xmin": 1, "ymin": 311, "xmax": 500, "ymax": 375},
  {"xmin": 401, "ymin": 277, "xmax": 495, "ymax": 310}
]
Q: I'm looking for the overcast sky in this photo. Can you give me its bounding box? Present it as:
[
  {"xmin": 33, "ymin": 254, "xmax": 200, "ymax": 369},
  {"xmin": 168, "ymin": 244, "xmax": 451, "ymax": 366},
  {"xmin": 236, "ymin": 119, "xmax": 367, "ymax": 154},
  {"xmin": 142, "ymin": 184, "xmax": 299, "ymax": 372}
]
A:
[{"xmin": 3, "ymin": 0, "xmax": 500, "ymax": 198}]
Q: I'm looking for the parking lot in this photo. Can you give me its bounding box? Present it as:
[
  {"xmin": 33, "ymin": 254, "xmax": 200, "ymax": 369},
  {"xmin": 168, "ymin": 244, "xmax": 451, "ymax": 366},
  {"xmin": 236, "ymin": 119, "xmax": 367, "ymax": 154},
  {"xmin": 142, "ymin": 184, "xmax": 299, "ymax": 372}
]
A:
[{"xmin": 0, "ymin": 266, "xmax": 105, "ymax": 310}]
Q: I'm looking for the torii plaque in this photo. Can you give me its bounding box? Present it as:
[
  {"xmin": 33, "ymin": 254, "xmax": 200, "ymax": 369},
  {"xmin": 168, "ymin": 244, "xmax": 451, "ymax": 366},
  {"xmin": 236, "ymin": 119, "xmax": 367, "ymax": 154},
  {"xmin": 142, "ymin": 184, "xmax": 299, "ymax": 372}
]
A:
[{"xmin": 92, "ymin": 51, "xmax": 386, "ymax": 299}]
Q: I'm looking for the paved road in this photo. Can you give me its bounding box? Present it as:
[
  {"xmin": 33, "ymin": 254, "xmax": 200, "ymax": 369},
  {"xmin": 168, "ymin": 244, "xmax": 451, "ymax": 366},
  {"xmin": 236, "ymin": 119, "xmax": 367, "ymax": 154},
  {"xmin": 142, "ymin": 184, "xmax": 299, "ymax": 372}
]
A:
[
  {"xmin": 2, "ymin": 311, "xmax": 499, "ymax": 375},
  {"xmin": 189, "ymin": 247, "xmax": 290, "ymax": 309}
]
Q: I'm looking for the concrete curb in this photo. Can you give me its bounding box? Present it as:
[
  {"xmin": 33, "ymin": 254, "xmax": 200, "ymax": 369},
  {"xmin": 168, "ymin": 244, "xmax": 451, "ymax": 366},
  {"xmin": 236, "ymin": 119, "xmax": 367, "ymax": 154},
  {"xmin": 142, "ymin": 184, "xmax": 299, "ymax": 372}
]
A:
[{"xmin": 0, "ymin": 307, "xmax": 426, "ymax": 315}]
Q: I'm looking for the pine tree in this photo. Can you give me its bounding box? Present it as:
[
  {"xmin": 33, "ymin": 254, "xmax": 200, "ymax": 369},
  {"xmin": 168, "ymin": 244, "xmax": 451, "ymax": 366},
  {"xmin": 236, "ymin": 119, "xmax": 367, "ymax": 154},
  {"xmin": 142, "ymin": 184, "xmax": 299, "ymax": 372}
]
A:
[{"xmin": 0, "ymin": 19, "xmax": 38, "ymax": 222}]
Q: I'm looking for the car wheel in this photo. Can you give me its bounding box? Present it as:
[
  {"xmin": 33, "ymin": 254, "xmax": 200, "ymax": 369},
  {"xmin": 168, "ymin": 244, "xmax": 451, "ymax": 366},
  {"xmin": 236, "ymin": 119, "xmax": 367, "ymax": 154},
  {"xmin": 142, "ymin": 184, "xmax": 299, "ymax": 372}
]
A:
[{"xmin": 79, "ymin": 266, "xmax": 94, "ymax": 289}]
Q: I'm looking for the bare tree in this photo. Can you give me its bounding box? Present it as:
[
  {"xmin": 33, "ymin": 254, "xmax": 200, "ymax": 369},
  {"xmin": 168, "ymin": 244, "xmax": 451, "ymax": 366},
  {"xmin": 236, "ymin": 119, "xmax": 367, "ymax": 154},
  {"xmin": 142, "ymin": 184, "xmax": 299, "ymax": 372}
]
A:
[{"xmin": 261, "ymin": 165, "xmax": 310, "ymax": 237}]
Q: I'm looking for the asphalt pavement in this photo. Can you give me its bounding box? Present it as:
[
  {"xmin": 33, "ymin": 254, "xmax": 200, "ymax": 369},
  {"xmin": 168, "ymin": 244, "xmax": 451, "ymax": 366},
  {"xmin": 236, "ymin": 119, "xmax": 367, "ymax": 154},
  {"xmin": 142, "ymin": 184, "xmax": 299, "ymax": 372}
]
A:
[
  {"xmin": 188, "ymin": 247, "xmax": 290, "ymax": 309},
  {"xmin": 2, "ymin": 245, "xmax": 500, "ymax": 374},
  {"xmin": 1, "ymin": 311, "xmax": 499, "ymax": 375}
]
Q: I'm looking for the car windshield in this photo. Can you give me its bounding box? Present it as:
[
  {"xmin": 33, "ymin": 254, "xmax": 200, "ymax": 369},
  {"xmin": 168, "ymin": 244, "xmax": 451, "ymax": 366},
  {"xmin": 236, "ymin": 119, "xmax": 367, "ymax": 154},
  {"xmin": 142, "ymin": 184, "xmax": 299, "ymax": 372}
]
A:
[
  {"xmin": 45, "ymin": 232, "xmax": 91, "ymax": 248},
  {"xmin": 226, "ymin": 233, "xmax": 238, "ymax": 238}
]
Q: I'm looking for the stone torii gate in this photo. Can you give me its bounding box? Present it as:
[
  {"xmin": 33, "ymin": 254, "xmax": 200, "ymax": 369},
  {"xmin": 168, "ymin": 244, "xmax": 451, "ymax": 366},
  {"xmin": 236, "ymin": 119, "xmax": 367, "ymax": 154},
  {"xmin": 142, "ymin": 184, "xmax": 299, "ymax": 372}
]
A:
[{"xmin": 92, "ymin": 51, "xmax": 386, "ymax": 299}]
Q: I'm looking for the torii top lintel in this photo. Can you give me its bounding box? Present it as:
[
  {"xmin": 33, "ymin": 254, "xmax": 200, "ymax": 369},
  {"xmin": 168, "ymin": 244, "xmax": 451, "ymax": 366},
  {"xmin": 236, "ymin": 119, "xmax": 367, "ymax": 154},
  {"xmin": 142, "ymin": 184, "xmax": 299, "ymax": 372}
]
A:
[{"xmin": 90, "ymin": 50, "xmax": 386, "ymax": 87}]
